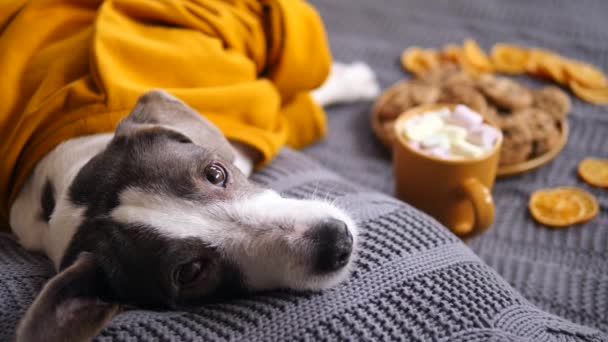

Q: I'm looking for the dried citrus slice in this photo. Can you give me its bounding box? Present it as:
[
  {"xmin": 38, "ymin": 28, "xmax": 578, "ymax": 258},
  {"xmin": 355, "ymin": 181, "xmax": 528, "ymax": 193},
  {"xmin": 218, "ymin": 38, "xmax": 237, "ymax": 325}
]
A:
[
  {"xmin": 578, "ymin": 158, "xmax": 608, "ymax": 188},
  {"xmin": 400, "ymin": 42, "xmax": 607, "ymax": 105},
  {"xmin": 463, "ymin": 39, "xmax": 494, "ymax": 73},
  {"xmin": 536, "ymin": 55, "xmax": 567, "ymax": 84},
  {"xmin": 569, "ymin": 81, "xmax": 608, "ymax": 105},
  {"xmin": 529, "ymin": 187, "xmax": 599, "ymax": 227},
  {"xmin": 575, "ymin": 190, "xmax": 601, "ymax": 223},
  {"xmin": 440, "ymin": 44, "xmax": 463, "ymax": 63},
  {"xmin": 564, "ymin": 60, "xmax": 607, "ymax": 89},
  {"xmin": 525, "ymin": 49, "xmax": 567, "ymax": 83},
  {"xmin": 401, "ymin": 47, "xmax": 440, "ymax": 76},
  {"xmin": 490, "ymin": 44, "xmax": 529, "ymax": 74}
]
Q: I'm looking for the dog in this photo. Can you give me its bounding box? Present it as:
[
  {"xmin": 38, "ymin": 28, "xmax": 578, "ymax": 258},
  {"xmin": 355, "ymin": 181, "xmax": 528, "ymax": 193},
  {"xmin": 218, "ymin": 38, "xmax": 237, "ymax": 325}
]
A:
[{"xmin": 8, "ymin": 60, "xmax": 379, "ymax": 341}]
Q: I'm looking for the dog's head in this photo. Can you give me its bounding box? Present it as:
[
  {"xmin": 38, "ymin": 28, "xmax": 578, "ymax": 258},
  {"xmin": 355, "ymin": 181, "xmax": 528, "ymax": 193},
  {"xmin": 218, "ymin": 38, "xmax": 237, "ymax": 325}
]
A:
[{"xmin": 17, "ymin": 90, "xmax": 357, "ymax": 341}]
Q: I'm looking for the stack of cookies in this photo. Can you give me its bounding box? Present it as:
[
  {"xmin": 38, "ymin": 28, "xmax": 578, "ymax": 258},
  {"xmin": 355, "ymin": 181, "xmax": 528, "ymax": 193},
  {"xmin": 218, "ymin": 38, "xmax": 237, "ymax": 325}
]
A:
[{"xmin": 375, "ymin": 64, "xmax": 570, "ymax": 166}]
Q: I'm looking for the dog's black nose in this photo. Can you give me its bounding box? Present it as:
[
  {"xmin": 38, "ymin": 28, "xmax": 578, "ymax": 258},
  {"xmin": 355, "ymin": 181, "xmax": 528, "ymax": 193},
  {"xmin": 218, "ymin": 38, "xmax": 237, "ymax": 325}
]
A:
[{"xmin": 306, "ymin": 218, "xmax": 353, "ymax": 273}]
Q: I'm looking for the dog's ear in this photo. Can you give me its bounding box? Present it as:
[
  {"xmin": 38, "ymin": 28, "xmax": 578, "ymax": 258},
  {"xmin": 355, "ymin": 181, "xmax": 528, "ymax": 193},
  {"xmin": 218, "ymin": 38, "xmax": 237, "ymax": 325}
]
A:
[
  {"xmin": 16, "ymin": 252, "xmax": 119, "ymax": 342},
  {"xmin": 116, "ymin": 89, "xmax": 235, "ymax": 162}
]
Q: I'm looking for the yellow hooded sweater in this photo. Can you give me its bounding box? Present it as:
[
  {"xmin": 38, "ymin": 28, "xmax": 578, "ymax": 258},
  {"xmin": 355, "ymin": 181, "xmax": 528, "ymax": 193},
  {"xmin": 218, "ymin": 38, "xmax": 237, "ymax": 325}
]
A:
[{"xmin": 0, "ymin": 0, "xmax": 331, "ymax": 227}]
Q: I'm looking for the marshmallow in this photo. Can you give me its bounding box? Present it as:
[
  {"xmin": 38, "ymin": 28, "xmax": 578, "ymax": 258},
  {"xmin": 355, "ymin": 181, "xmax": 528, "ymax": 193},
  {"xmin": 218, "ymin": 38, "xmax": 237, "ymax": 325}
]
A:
[
  {"xmin": 451, "ymin": 140, "xmax": 485, "ymax": 158},
  {"xmin": 403, "ymin": 114, "xmax": 443, "ymax": 141},
  {"xmin": 399, "ymin": 105, "xmax": 498, "ymax": 160},
  {"xmin": 418, "ymin": 113, "xmax": 444, "ymax": 128},
  {"xmin": 435, "ymin": 108, "xmax": 451, "ymax": 119},
  {"xmin": 467, "ymin": 123, "xmax": 500, "ymax": 149},
  {"xmin": 447, "ymin": 104, "xmax": 483, "ymax": 130},
  {"xmin": 428, "ymin": 147, "xmax": 451, "ymax": 158},
  {"xmin": 403, "ymin": 115, "xmax": 424, "ymax": 129},
  {"xmin": 437, "ymin": 125, "xmax": 467, "ymax": 143},
  {"xmin": 420, "ymin": 133, "xmax": 450, "ymax": 150},
  {"xmin": 409, "ymin": 141, "xmax": 422, "ymax": 150},
  {"xmin": 422, "ymin": 108, "xmax": 450, "ymax": 120}
]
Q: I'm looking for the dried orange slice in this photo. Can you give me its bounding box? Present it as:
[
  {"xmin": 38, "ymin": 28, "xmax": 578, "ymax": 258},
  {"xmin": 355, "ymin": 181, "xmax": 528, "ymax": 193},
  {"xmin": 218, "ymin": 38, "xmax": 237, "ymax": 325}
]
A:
[
  {"xmin": 440, "ymin": 44, "xmax": 486, "ymax": 78},
  {"xmin": 574, "ymin": 188, "xmax": 601, "ymax": 223},
  {"xmin": 463, "ymin": 39, "xmax": 494, "ymax": 73},
  {"xmin": 578, "ymin": 158, "xmax": 608, "ymax": 188},
  {"xmin": 490, "ymin": 44, "xmax": 529, "ymax": 74},
  {"xmin": 440, "ymin": 44, "xmax": 463, "ymax": 63},
  {"xmin": 526, "ymin": 49, "xmax": 566, "ymax": 83},
  {"xmin": 401, "ymin": 47, "xmax": 440, "ymax": 76},
  {"xmin": 535, "ymin": 55, "xmax": 567, "ymax": 84},
  {"xmin": 529, "ymin": 187, "xmax": 599, "ymax": 227},
  {"xmin": 564, "ymin": 60, "xmax": 607, "ymax": 89},
  {"xmin": 569, "ymin": 81, "xmax": 608, "ymax": 105},
  {"xmin": 399, "ymin": 41, "xmax": 608, "ymax": 105}
]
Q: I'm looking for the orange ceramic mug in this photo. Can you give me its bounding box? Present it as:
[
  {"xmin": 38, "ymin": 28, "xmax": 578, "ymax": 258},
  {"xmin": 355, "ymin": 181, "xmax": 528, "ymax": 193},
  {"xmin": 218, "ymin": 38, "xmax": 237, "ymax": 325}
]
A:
[{"xmin": 393, "ymin": 104, "xmax": 502, "ymax": 238}]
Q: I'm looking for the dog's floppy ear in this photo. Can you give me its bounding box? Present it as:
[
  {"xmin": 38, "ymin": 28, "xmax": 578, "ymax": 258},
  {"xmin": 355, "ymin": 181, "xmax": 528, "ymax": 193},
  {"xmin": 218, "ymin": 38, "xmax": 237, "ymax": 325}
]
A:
[
  {"xmin": 116, "ymin": 89, "xmax": 236, "ymax": 162},
  {"xmin": 16, "ymin": 252, "xmax": 119, "ymax": 342}
]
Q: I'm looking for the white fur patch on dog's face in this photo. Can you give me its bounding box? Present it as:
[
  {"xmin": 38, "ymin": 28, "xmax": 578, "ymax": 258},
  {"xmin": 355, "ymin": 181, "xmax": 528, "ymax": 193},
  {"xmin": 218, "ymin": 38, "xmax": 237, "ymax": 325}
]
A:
[{"xmin": 111, "ymin": 187, "xmax": 358, "ymax": 291}]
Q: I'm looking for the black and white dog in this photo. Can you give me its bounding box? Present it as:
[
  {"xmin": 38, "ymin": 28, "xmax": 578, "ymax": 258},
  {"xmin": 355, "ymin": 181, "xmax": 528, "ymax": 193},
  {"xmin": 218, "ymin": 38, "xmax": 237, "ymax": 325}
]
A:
[{"xmin": 9, "ymin": 63, "xmax": 379, "ymax": 341}]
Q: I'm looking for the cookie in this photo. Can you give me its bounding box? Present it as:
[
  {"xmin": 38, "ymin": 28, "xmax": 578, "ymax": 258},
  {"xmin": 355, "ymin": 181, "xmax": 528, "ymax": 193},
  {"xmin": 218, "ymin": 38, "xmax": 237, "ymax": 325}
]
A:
[
  {"xmin": 535, "ymin": 125, "xmax": 561, "ymax": 156},
  {"xmin": 377, "ymin": 81, "xmax": 441, "ymax": 122},
  {"xmin": 517, "ymin": 108, "xmax": 561, "ymax": 157},
  {"xmin": 382, "ymin": 120, "xmax": 397, "ymax": 144},
  {"xmin": 439, "ymin": 83, "xmax": 488, "ymax": 114},
  {"xmin": 478, "ymin": 75, "xmax": 533, "ymax": 110},
  {"xmin": 418, "ymin": 63, "xmax": 473, "ymax": 86},
  {"xmin": 498, "ymin": 114, "xmax": 533, "ymax": 165},
  {"xmin": 410, "ymin": 82, "xmax": 441, "ymax": 105},
  {"xmin": 500, "ymin": 140, "xmax": 533, "ymax": 165},
  {"xmin": 377, "ymin": 82, "xmax": 414, "ymax": 121},
  {"xmin": 532, "ymin": 86, "xmax": 571, "ymax": 121},
  {"xmin": 481, "ymin": 104, "xmax": 501, "ymax": 126},
  {"xmin": 417, "ymin": 66, "xmax": 447, "ymax": 85},
  {"xmin": 443, "ymin": 70, "xmax": 476, "ymax": 88}
]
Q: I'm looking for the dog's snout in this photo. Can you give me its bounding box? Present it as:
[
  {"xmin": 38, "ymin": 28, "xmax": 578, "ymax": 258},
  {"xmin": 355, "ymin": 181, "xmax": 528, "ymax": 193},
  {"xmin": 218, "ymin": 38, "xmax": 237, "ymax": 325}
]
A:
[{"xmin": 306, "ymin": 218, "xmax": 353, "ymax": 273}]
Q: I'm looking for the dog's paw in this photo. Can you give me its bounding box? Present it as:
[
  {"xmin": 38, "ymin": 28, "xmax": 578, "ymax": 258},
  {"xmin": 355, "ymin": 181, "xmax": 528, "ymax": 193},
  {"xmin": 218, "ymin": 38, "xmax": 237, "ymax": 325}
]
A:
[{"xmin": 313, "ymin": 61, "xmax": 381, "ymax": 106}]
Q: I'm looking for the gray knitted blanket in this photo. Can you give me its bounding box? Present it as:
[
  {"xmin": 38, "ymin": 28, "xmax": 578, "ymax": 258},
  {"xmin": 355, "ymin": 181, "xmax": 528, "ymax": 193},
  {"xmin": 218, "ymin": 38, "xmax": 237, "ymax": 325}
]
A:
[
  {"xmin": 2, "ymin": 0, "xmax": 607, "ymax": 340},
  {"xmin": 1, "ymin": 149, "xmax": 606, "ymax": 341},
  {"xmin": 305, "ymin": 0, "xmax": 608, "ymax": 334}
]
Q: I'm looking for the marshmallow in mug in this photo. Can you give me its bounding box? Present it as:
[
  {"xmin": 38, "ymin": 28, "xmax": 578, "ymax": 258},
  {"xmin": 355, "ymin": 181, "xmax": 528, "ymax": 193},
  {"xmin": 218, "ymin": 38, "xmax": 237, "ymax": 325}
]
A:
[{"xmin": 400, "ymin": 105, "xmax": 501, "ymax": 159}]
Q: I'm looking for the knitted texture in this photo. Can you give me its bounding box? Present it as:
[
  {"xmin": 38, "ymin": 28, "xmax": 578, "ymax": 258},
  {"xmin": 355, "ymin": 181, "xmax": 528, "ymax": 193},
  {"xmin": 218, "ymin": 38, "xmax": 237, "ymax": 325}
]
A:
[
  {"xmin": 2, "ymin": 0, "xmax": 608, "ymax": 340},
  {"xmin": 304, "ymin": 0, "xmax": 608, "ymax": 333},
  {"xmin": 1, "ymin": 149, "xmax": 606, "ymax": 341}
]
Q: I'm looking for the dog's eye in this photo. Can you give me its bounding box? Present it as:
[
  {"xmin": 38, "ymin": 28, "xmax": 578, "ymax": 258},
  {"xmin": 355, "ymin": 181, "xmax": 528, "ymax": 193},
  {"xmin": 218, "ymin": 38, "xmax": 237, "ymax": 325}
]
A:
[
  {"xmin": 204, "ymin": 163, "xmax": 227, "ymax": 186},
  {"xmin": 175, "ymin": 260, "xmax": 206, "ymax": 286}
]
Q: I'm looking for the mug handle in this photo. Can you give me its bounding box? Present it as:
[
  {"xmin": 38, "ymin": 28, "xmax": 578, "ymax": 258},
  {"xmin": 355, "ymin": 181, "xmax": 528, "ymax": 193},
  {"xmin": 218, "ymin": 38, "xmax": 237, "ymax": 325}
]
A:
[{"xmin": 460, "ymin": 177, "xmax": 495, "ymax": 239}]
